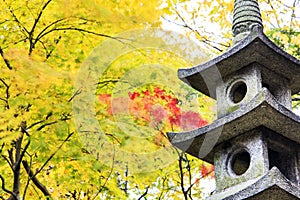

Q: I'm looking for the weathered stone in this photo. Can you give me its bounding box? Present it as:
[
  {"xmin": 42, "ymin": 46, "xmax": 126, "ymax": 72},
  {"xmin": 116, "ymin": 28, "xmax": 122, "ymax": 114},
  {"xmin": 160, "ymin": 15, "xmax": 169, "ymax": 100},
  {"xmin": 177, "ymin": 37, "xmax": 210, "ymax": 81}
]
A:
[
  {"xmin": 214, "ymin": 131, "xmax": 268, "ymax": 191},
  {"xmin": 208, "ymin": 167, "xmax": 300, "ymax": 199},
  {"xmin": 216, "ymin": 65, "xmax": 262, "ymax": 117},
  {"xmin": 167, "ymin": 88, "xmax": 300, "ymax": 162},
  {"xmin": 232, "ymin": 0, "xmax": 263, "ymax": 44}
]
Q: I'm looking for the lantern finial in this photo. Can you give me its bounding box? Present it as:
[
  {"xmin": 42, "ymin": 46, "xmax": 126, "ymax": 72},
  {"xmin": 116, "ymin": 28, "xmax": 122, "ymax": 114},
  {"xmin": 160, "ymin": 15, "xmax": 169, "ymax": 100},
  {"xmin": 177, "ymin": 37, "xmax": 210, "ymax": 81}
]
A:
[{"xmin": 232, "ymin": 0, "xmax": 263, "ymax": 43}]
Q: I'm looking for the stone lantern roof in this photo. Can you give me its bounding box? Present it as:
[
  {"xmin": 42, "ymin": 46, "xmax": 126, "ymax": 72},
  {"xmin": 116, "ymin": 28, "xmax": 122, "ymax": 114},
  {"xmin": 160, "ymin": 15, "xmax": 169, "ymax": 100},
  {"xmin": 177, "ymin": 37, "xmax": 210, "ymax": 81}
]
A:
[{"xmin": 178, "ymin": 26, "xmax": 300, "ymax": 99}]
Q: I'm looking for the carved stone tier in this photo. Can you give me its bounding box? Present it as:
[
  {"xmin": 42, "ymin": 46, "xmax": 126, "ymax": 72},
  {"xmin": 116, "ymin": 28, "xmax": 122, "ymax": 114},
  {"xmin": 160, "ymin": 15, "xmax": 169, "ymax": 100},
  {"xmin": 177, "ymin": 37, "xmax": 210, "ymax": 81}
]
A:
[
  {"xmin": 208, "ymin": 167, "xmax": 300, "ymax": 199},
  {"xmin": 167, "ymin": 88, "xmax": 300, "ymax": 162}
]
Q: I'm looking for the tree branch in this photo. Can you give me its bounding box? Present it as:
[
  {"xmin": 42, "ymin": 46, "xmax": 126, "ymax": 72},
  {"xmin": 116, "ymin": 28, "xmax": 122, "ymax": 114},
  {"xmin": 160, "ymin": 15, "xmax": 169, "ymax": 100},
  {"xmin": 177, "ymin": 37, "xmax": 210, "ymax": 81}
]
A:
[
  {"xmin": 30, "ymin": 0, "xmax": 52, "ymax": 35},
  {"xmin": 37, "ymin": 27, "xmax": 128, "ymax": 44},
  {"xmin": 35, "ymin": 17, "xmax": 73, "ymax": 42},
  {"xmin": 2, "ymin": 0, "xmax": 30, "ymax": 35},
  {"xmin": 292, "ymin": 97, "xmax": 300, "ymax": 101},
  {"xmin": 36, "ymin": 121, "xmax": 57, "ymax": 131},
  {"xmin": 266, "ymin": 0, "xmax": 281, "ymax": 28},
  {"xmin": 0, "ymin": 77, "xmax": 10, "ymax": 109},
  {"xmin": 178, "ymin": 151, "xmax": 188, "ymax": 200},
  {"xmin": 68, "ymin": 89, "xmax": 81, "ymax": 102},
  {"xmin": 161, "ymin": 12, "xmax": 227, "ymax": 52},
  {"xmin": 138, "ymin": 186, "xmax": 149, "ymax": 200},
  {"xmin": 184, "ymin": 153, "xmax": 192, "ymax": 198},
  {"xmin": 1, "ymin": 155, "xmax": 13, "ymax": 170},
  {"xmin": 27, "ymin": 120, "xmax": 45, "ymax": 129},
  {"xmin": 91, "ymin": 139, "xmax": 116, "ymax": 200},
  {"xmin": 32, "ymin": 132, "xmax": 73, "ymax": 178},
  {"xmin": 8, "ymin": 149, "xmax": 14, "ymax": 167},
  {"xmin": 0, "ymin": 47, "xmax": 12, "ymax": 70},
  {"xmin": 28, "ymin": 0, "xmax": 52, "ymax": 54},
  {"xmin": 22, "ymin": 160, "xmax": 51, "ymax": 198},
  {"xmin": 0, "ymin": 175, "xmax": 18, "ymax": 200}
]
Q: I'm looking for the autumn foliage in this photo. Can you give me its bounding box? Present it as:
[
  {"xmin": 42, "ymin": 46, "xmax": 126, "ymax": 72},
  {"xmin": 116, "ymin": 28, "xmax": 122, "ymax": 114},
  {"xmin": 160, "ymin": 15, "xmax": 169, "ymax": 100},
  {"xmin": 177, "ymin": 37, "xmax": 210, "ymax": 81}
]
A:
[
  {"xmin": 0, "ymin": 0, "xmax": 298, "ymax": 199},
  {"xmin": 98, "ymin": 86, "xmax": 208, "ymax": 145}
]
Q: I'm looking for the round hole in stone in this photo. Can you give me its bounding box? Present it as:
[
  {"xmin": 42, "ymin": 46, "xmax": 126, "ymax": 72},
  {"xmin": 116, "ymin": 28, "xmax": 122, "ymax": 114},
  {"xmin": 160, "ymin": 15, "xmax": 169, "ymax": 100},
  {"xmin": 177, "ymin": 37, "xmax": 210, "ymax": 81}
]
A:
[
  {"xmin": 230, "ymin": 149, "xmax": 251, "ymax": 176},
  {"xmin": 229, "ymin": 81, "xmax": 247, "ymax": 104}
]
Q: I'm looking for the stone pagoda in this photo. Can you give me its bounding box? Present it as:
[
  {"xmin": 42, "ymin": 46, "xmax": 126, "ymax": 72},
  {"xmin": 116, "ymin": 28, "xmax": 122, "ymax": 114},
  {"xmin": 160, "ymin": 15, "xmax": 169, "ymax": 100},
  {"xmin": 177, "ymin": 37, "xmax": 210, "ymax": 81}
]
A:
[{"xmin": 167, "ymin": 0, "xmax": 300, "ymax": 199}]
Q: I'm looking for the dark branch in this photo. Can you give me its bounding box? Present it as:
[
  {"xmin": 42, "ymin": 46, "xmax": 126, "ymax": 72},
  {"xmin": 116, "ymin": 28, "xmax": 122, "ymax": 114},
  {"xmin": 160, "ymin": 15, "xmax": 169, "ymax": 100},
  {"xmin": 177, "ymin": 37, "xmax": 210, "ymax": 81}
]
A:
[
  {"xmin": 36, "ymin": 121, "xmax": 57, "ymax": 131},
  {"xmin": 0, "ymin": 19, "xmax": 10, "ymax": 25},
  {"xmin": 35, "ymin": 17, "xmax": 72, "ymax": 42},
  {"xmin": 292, "ymin": 97, "xmax": 300, "ymax": 101},
  {"xmin": 0, "ymin": 175, "xmax": 18, "ymax": 200},
  {"xmin": 37, "ymin": 27, "xmax": 127, "ymax": 44},
  {"xmin": 1, "ymin": 155, "xmax": 13, "ymax": 170},
  {"xmin": 138, "ymin": 186, "xmax": 149, "ymax": 200},
  {"xmin": 0, "ymin": 47, "xmax": 12, "ymax": 70},
  {"xmin": 178, "ymin": 151, "xmax": 188, "ymax": 200},
  {"xmin": 22, "ymin": 160, "xmax": 51, "ymax": 198},
  {"xmin": 91, "ymin": 139, "xmax": 116, "ymax": 200},
  {"xmin": 15, "ymin": 136, "xmax": 31, "ymax": 171},
  {"xmin": 68, "ymin": 89, "xmax": 81, "ymax": 102},
  {"xmin": 32, "ymin": 132, "xmax": 73, "ymax": 177},
  {"xmin": 30, "ymin": 0, "xmax": 52, "ymax": 35},
  {"xmin": 0, "ymin": 77, "xmax": 10, "ymax": 109},
  {"xmin": 27, "ymin": 120, "xmax": 45, "ymax": 129},
  {"xmin": 28, "ymin": 0, "xmax": 53, "ymax": 54},
  {"xmin": 162, "ymin": 7, "xmax": 230, "ymax": 52},
  {"xmin": 8, "ymin": 149, "xmax": 14, "ymax": 167},
  {"xmin": 2, "ymin": 0, "xmax": 30, "ymax": 35}
]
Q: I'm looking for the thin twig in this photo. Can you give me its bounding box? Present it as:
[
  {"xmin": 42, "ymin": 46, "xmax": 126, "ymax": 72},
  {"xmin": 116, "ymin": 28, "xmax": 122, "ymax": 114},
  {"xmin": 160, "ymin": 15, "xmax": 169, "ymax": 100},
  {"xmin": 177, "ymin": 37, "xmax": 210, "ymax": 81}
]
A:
[
  {"xmin": 32, "ymin": 132, "xmax": 73, "ymax": 178},
  {"xmin": 28, "ymin": 0, "xmax": 53, "ymax": 54},
  {"xmin": 68, "ymin": 89, "xmax": 81, "ymax": 102},
  {"xmin": 177, "ymin": 150, "xmax": 188, "ymax": 200},
  {"xmin": 266, "ymin": 0, "xmax": 281, "ymax": 28},
  {"xmin": 1, "ymin": 155, "xmax": 13, "ymax": 170},
  {"xmin": 91, "ymin": 139, "xmax": 116, "ymax": 200},
  {"xmin": 0, "ymin": 78, "xmax": 10, "ymax": 109},
  {"xmin": 0, "ymin": 175, "xmax": 18, "ymax": 200},
  {"xmin": 0, "ymin": 47, "xmax": 12, "ymax": 70},
  {"xmin": 2, "ymin": 0, "xmax": 30, "ymax": 36},
  {"xmin": 37, "ymin": 27, "xmax": 128, "ymax": 44},
  {"xmin": 36, "ymin": 121, "xmax": 57, "ymax": 131},
  {"xmin": 30, "ymin": 0, "xmax": 52, "ymax": 35},
  {"xmin": 138, "ymin": 186, "xmax": 149, "ymax": 200}
]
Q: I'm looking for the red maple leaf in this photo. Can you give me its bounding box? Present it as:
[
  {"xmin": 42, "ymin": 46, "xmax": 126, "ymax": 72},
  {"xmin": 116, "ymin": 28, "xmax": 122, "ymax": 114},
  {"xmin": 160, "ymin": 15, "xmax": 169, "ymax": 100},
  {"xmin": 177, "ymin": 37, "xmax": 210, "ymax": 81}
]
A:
[{"xmin": 128, "ymin": 91, "xmax": 140, "ymax": 100}]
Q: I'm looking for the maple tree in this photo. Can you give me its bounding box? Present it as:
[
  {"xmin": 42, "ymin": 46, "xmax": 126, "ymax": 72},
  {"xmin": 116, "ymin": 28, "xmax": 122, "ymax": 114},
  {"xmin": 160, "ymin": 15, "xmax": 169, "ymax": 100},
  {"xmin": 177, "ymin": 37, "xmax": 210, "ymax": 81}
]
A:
[{"xmin": 0, "ymin": 0, "xmax": 299, "ymax": 199}]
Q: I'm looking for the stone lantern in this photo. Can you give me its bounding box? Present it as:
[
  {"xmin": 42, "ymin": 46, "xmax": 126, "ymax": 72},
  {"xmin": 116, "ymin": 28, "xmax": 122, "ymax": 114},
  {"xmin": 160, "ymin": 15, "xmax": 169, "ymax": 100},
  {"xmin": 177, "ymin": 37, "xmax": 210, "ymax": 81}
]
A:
[{"xmin": 167, "ymin": 0, "xmax": 300, "ymax": 199}]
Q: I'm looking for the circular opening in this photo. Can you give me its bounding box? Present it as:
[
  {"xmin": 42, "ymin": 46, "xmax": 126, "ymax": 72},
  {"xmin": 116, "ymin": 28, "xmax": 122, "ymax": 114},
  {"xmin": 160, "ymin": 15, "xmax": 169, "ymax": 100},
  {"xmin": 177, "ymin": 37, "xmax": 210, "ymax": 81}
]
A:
[
  {"xmin": 229, "ymin": 81, "xmax": 247, "ymax": 104},
  {"xmin": 230, "ymin": 150, "xmax": 251, "ymax": 176}
]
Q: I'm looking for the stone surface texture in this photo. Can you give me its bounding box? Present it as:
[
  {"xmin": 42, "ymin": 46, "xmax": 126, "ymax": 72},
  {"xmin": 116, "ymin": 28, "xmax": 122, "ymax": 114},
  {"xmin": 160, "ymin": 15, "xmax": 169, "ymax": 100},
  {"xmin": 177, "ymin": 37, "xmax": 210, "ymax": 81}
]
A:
[
  {"xmin": 168, "ymin": 88, "xmax": 300, "ymax": 162},
  {"xmin": 232, "ymin": 0, "xmax": 262, "ymax": 44},
  {"xmin": 208, "ymin": 167, "xmax": 300, "ymax": 199}
]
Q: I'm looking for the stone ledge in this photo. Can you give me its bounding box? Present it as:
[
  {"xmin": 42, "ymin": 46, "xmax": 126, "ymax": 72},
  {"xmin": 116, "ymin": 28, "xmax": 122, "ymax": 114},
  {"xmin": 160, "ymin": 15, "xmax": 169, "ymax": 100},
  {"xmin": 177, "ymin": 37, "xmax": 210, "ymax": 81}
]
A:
[
  {"xmin": 207, "ymin": 167, "xmax": 300, "ymax": 200},
  {"xmin": 167, "ymin": 88, "xmax": 300, "ymax": 162}
]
